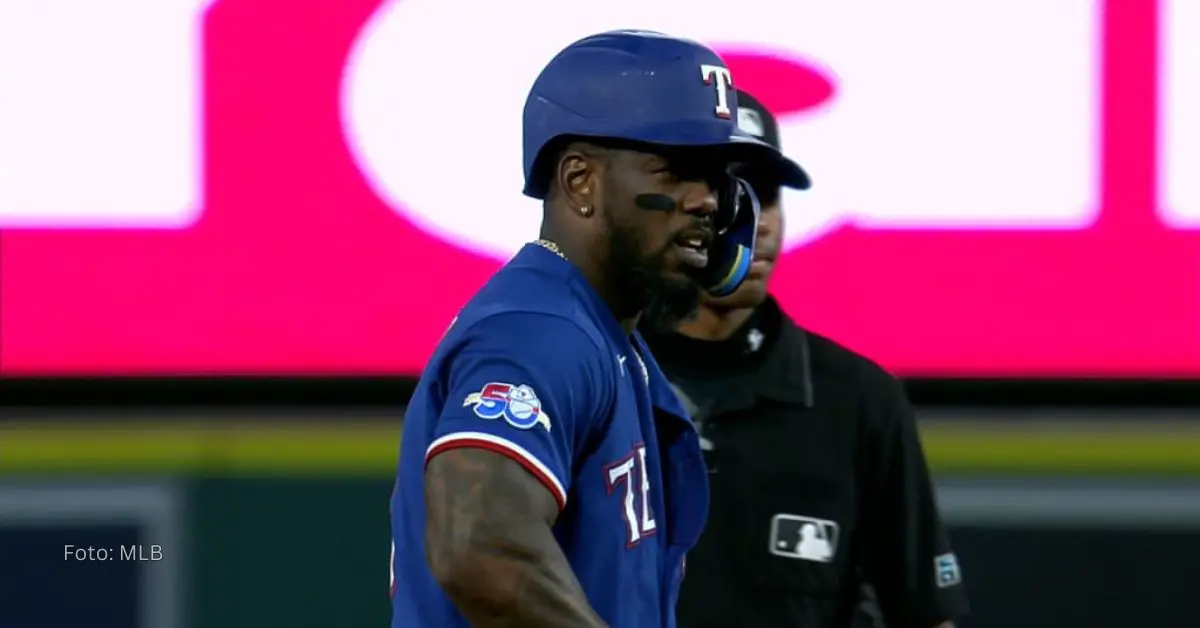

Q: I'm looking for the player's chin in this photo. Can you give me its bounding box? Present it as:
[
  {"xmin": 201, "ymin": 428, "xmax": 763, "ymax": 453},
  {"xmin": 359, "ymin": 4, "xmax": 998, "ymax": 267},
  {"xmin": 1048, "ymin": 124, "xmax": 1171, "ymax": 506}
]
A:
[
  {"xmin": 644, "ymin": 273, "xmax": 705, "ymax": 331},
  {"xmin": 664, "ymin": 265, "xmax": 699, "ymax": 286},
  {"xmin": 660, "ymin": 270, "xmax": 704, "ymax": 299}
]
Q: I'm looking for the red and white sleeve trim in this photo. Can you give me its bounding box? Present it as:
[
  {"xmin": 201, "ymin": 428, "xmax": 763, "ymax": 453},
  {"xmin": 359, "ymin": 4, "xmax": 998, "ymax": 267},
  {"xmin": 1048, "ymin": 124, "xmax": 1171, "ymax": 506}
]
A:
[{"xmin": 425, "ymin": 431, "xmax": 568, "ymax": 511}]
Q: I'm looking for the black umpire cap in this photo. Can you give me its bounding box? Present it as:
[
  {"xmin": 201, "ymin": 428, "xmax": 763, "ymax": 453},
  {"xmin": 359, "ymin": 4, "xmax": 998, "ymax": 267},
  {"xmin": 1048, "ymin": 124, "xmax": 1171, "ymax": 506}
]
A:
[
  {"xmin": 734, "ymin": 89, "xmax": 783, "ymax": 150},
  {"xmin": 733, "ymin": 89, "xmax": 809, "ymax": 195}
]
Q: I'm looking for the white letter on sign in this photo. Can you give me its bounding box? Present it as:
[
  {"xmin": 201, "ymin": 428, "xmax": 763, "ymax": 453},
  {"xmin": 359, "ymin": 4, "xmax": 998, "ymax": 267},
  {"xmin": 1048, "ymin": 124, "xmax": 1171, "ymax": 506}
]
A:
[
  {"xmin": 758, "ymin": 0, "xmax": 1100, "ymax": 248},
  {"xmin": 342, "ymin": 0, "xmax": 1098, "ymax": 257},
  {"xmin": 0, "ymin": 0, "xmax": 212, "ymax": 228},
  {"xmin": 1161, "ymin": 0, "xmax": 1200, "ymax": 228}
]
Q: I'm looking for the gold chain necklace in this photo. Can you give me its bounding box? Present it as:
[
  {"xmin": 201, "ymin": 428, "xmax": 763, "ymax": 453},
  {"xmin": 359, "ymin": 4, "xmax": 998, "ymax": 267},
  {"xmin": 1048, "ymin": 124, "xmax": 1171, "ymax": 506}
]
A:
[{"xmin": 532, "ymin": 239, "xmax": 567, "ymax": 260}]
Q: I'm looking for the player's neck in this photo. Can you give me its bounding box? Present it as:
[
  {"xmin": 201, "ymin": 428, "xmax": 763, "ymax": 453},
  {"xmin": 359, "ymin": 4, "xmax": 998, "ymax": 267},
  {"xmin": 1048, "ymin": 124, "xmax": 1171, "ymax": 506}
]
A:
[
  {"xmin": 675, "ymin": 305, "xmax": 755, "ymax": 341},
  {"xmin": 542, "ymin": 233, "xmax": 642, "ymax": 335}
]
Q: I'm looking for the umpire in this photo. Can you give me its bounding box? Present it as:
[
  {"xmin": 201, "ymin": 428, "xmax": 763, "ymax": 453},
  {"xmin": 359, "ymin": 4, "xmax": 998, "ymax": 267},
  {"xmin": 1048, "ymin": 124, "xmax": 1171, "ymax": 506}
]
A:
[{"xmin": 642, "ymin": 89, "xmax": 969, "ymax": 628}]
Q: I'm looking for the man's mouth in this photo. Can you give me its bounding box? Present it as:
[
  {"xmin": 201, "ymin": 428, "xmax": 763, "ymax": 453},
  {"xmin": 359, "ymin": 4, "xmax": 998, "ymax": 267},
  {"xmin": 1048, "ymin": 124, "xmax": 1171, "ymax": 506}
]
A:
[
  {"xmin": 674, "ymin": 229, "xmax": 713, "ymax": 269},
  {"xmin": 746, "ymin": 251, "xmax": 777, "ymax": 276}
]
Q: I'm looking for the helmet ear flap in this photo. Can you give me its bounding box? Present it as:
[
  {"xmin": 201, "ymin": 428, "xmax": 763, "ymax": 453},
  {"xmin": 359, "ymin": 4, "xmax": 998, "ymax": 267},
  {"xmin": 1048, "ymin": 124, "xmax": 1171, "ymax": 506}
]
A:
[
  {"xmin": 735, "ymin": 177, "xmax": 761, "ymax": 220},
  {"xmin": 691, "ymin": 175, "xmax": 761, "ymax": 296},
  {"xmin": 525, "ymin": 137, "xmax": 575, "ymax": 200},
  {"xmin": 714, "ymin": 171, "xmax": 741, "ymax": 233}
]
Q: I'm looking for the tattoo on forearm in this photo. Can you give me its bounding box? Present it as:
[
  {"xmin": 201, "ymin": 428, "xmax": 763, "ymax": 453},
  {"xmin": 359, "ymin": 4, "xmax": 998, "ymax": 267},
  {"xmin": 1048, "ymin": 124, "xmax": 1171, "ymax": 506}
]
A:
[{"xmin": 425, "ymin": 448, "xmax": 607, "ymax": 628}]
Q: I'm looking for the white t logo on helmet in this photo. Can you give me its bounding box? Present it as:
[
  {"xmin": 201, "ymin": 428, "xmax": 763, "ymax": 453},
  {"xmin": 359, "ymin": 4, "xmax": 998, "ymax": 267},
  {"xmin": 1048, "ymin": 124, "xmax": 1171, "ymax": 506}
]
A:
[{"xmin": 700, "ymin": 64, "xmax": 733, "ymax": 119}]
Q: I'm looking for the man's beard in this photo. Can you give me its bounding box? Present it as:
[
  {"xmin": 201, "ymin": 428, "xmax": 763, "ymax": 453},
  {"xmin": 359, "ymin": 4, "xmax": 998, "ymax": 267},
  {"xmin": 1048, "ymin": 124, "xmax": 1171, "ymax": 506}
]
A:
[{"xmin": 605, "ymin": 216, "xmax": 703, "ymax": 333}]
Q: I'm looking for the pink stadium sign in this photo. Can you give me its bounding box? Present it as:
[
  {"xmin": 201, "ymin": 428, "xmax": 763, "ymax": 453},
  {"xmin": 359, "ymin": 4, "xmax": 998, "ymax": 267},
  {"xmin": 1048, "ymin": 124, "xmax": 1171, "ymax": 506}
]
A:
[{"xmin": 0, "ymin": 0, "xmax": 1196, "ymax": 377}]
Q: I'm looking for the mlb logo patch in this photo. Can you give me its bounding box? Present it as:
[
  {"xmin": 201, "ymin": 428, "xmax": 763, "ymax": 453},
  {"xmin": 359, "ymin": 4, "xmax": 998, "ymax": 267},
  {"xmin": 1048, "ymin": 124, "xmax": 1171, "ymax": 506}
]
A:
[
  {"xmin": 935, "ymin": 553, "xmax": 962, "ymax": 588},
  {"xmin": 768, "ymin": 514, "xmax": 839, "ymax": 563}
]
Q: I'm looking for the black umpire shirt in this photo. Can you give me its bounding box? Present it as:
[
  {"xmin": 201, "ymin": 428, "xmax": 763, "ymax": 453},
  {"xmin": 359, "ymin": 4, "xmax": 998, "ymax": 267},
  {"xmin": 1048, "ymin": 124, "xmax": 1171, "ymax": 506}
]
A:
[{"xmin": 643, "ymin": 296, "xmax": 969, "ymax": 627}]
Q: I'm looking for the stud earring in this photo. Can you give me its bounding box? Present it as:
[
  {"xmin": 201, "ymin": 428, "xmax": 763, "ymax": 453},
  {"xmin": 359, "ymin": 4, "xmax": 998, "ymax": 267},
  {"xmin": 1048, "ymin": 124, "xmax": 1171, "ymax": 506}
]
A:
[{"xmin": 580, "ymin": 205, "xmax": 592, "ymax": 216}]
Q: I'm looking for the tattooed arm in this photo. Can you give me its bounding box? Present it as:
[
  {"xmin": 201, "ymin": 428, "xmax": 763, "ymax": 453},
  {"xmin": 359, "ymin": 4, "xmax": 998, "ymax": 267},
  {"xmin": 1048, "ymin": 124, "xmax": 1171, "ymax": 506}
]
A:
[
  {"xmin": 420, "ymin": 312, "xmax": 613, "ymax": 626},
  {"xmin": 425, "ymin": 447, "xmax": 608, "ymax": 628}
]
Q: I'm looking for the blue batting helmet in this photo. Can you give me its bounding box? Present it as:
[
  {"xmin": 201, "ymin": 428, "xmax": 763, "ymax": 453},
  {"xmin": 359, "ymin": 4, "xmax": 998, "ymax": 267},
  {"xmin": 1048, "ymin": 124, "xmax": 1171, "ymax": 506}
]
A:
[{"xmin": 521, "ymin": 30, "xmax": 811, "ymax": 199}]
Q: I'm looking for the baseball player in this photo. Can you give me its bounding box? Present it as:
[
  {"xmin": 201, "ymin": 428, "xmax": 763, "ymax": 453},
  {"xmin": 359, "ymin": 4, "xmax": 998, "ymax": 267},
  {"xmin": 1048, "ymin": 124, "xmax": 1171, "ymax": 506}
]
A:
[{"xmin": 388, "ymin": 30, "xmax": 808, "ymax": 628}]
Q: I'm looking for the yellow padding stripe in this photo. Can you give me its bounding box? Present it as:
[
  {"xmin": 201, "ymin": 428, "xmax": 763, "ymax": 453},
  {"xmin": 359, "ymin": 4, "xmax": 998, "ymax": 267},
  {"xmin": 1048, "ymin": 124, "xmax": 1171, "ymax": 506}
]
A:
[
  {"xmin": 0, "ymin": 422, "xmax": 400, "ymax": 475},
  {"xmin": 920, "ymin": 424, "xmax": 1200, "ymax": 474},
  {"xmin": 0, "ymin": 421, "xmax": 1197, "ymax": 475}
]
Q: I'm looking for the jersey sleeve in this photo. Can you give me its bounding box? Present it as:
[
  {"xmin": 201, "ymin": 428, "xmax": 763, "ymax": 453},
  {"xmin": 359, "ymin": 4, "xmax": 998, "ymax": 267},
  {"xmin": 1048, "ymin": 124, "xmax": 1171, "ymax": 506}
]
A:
[
  {"xmin": 424, "ymin": 312, "xmax": 610, "ymax": 512},
  {"xmin": 860, "ymin": 374, "xmax": 969, "ymax": 627}
]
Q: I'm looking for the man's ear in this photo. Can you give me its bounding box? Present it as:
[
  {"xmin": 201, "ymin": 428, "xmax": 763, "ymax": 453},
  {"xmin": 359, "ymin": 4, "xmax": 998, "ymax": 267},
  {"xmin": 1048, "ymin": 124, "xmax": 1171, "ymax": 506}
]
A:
[{"xmin": 555, "ymin": 145, "xmax": 600, "ymax": 214}]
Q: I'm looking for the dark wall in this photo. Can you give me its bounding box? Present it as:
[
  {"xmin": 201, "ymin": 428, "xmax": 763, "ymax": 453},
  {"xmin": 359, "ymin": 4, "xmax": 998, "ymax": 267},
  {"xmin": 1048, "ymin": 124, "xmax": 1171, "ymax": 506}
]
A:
[
  {"xmin": 7, "ymin": 376, "xmax": 1200, "ymax": 410},
  {"xmin": 5, "ymin": 477, "xmax": 1195, "ymax": 628},
  {"xmin": 952, "ymin": 525, "xmax": 1200, "ymax": 628},
  {"xmin": 188, "ymin": 478, "xmax": 392, "ymax": 628}
]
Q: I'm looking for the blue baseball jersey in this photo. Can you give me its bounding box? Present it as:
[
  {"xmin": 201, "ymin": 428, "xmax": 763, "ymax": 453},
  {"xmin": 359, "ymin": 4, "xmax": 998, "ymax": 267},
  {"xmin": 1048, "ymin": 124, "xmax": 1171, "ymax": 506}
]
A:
[{"xmin": 390, "ymin": 243, "xmax": 709, "ymax": 628}]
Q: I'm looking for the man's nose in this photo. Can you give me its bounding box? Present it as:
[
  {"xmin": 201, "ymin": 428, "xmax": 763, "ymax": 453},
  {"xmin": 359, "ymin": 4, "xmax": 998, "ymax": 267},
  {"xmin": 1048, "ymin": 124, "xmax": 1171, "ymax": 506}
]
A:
[{"xmin": 680, "ymin": 181, "xmax": 718, "ymax": 217}]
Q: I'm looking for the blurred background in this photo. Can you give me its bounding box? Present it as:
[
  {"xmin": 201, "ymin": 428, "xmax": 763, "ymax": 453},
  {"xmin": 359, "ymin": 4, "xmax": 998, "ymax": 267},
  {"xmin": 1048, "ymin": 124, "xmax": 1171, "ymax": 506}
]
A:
[{"xmin": 2, "ymin": 0, "xmax": 1199, "ymax": 626}]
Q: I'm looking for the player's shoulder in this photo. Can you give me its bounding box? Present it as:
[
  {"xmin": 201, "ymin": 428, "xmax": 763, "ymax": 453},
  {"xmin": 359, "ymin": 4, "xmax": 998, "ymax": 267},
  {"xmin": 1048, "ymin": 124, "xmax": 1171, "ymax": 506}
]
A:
[
  {"xmin": 444, "ymin": 262, "xmax": 614, "ymax": 370},
  {"xmin": 800, "ymin": 327, "xmax": 913, "ymax": 437},
  {"xmin": 802, "ymin": 326, "xmax": 904, "ymax": 405}
]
